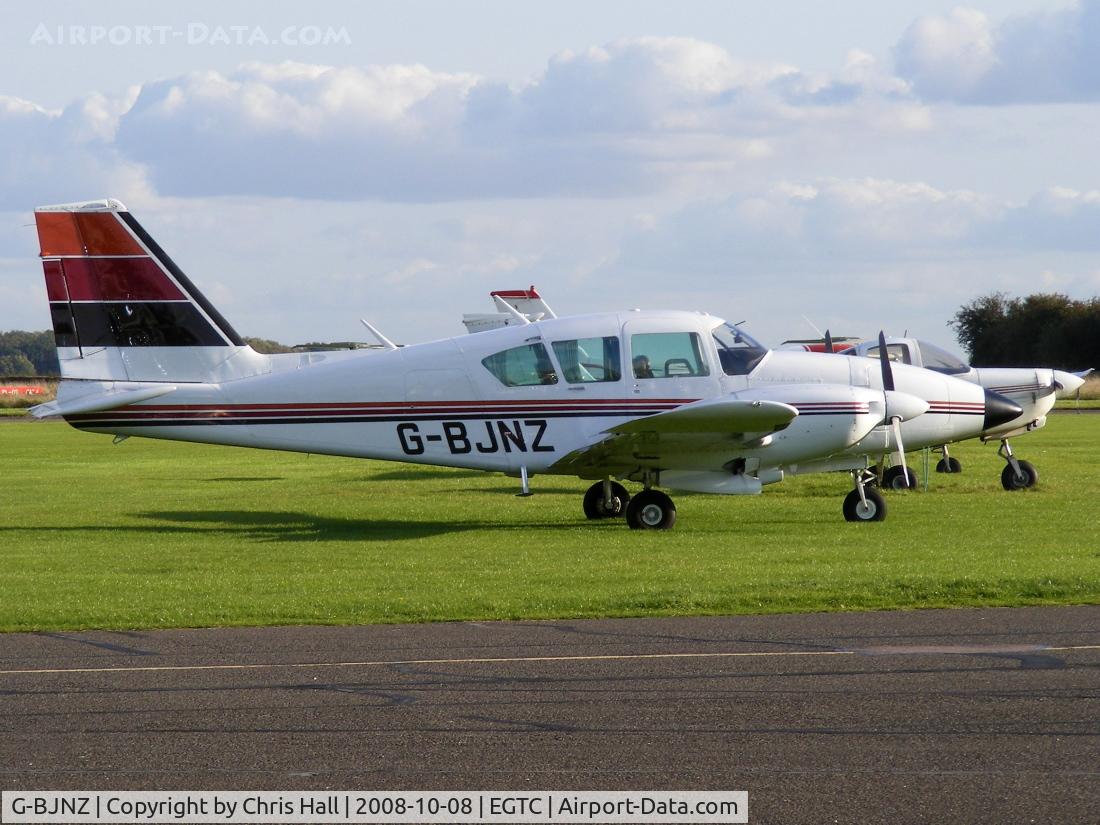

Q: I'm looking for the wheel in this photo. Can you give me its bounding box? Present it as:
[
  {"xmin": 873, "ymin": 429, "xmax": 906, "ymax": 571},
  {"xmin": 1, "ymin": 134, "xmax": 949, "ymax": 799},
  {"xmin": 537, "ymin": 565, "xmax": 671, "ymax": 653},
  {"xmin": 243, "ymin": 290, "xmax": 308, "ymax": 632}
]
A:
[
  {"xmin": 1001, "ymin": 460, "xmax": 1038, "ymax": 491},
  {"xmin": 843, "ymin": 488, "xmax": 887, "ymax": 522},
  {"xmin": 882, "ymin": 465, "xmax": 919, "ymax": 490},
  {"xmin": 936, "ymin": 457, "xmax": 962, "ymax": 474},
  {"xmin": 625, "ymin": 489, "xmax": 677, "ymax": 530},
  {"xmin": 582, "ymin": 481, "xmax": 630, "ymax": 519}
]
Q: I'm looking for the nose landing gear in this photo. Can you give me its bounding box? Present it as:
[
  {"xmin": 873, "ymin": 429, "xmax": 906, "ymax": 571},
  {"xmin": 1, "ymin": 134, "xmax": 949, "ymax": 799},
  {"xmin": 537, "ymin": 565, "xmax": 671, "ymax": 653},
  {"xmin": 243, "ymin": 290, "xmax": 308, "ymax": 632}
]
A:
[
  {"xmin": 999, "ymin": 439, "xmax": 1038, "ymax": 490},
  {"xmin": 844, "ymin": 469, "xmax": 888, "ymax": 522}
]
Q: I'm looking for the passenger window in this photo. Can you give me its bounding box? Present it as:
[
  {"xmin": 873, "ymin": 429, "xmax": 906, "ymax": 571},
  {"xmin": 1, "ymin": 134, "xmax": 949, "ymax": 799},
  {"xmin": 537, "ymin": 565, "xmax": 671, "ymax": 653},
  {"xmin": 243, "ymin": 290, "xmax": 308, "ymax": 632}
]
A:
[
  {"xmin": 551, "ymin": 337, "xmax": 621, "ymax": 383},
  {"xmin": 630, "ymin": 332, "xmax": 710, "ymax": 379},
  {"xmin": 482, "ymin": 342, "xmax": 558, "ymax": 386}
]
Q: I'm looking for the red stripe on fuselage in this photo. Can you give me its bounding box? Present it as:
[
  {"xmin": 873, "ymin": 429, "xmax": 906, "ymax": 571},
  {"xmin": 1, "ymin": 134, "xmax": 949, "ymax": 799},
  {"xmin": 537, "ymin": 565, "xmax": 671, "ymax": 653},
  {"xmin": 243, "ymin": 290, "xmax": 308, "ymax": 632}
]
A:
[{"xmin": 124, "ymin": 398, "xmax": 694, "ymax": 413}]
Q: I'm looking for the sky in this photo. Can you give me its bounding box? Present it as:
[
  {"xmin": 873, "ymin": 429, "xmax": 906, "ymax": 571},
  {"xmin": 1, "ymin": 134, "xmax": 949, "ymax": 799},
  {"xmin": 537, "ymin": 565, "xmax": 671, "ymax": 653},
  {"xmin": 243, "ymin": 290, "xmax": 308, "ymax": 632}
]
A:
[{"xmin": 2, "ymin": 0, "xmax": 1098, "ymax": 353}]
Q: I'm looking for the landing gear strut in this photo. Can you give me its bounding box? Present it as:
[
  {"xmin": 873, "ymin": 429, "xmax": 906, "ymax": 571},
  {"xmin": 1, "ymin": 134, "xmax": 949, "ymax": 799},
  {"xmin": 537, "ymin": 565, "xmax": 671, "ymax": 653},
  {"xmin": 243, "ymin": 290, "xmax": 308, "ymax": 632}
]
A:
[
  {"xmin": 844, "ymin": 469, "xmax": 887, "ymax": 522},
  {"xmin": 582, "ymin": 479, "xmax": 630, "ymax": 519},
  {"xmin": 999, "ymin": 439, "xmax": 1038, "ymax": 490}
]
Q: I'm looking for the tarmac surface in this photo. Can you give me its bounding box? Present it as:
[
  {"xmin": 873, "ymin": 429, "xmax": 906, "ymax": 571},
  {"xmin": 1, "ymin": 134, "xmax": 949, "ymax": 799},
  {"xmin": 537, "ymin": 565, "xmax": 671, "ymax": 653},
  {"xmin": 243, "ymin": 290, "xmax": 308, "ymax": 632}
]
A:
[{"xmin": 1, "ymin": 606, "xmax": 1098, "ymax": 824}]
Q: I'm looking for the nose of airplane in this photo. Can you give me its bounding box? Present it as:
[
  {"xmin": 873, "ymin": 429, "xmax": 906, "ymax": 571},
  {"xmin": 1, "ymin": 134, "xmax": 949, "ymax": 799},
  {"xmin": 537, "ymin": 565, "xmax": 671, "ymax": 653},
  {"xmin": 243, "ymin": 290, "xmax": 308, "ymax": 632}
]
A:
[{"xmin": 983, "ymin": 389, "xmax": 1023, "ymax": 431}]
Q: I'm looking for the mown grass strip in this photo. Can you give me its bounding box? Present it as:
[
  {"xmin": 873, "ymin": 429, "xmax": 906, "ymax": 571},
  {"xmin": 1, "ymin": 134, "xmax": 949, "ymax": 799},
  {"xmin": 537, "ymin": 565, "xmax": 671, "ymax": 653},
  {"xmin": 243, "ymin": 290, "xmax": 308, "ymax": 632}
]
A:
[{"xmin": 1, "ymin": 417, "xmax": 1098, "ymax": 631}]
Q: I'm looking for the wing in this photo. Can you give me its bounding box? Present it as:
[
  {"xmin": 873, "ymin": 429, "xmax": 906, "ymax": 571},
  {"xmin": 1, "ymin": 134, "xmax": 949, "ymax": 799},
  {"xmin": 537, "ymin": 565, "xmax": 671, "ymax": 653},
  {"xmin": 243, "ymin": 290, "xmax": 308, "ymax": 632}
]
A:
[
  {"xmin": 608, "ymin": 397, "xmax": 797, "ymax": 435},
  {"xmin": 551, "ymin": 397, "xmax": 797, "ymax": 478}
]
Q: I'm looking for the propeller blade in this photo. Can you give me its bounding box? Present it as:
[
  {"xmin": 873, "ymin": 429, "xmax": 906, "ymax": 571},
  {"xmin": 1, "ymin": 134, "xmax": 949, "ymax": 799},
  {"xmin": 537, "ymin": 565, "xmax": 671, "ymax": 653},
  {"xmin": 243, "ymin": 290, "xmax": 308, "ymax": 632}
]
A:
[
  {"xmin": 890, "ymin": 415, "xmax": 909, "ymax": 486},
  {"xmin": 878, "ymin": 331, "xmax": 895, "ymax": 392},
  {"xmin": 824, "ymin": 329, "xmax": 834, "ymax": 354}
]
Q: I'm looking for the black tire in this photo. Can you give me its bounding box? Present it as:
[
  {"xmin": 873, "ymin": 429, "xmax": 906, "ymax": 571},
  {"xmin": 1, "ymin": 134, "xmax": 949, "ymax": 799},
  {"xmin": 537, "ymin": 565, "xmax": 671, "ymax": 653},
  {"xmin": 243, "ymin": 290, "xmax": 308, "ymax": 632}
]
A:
[
  {"xmin": 843, "ymin": 488, "xmax": 887, "ymax": 522},
  {"xmin": 625, "ymin": 490, "xmax": 677, "ymax": 530},
  {"xmin": 935, "ymin": 457, "xmax": 962, "ymax": 474},
  {"xmin": 1001, "ymin": 460, "xmax": 1038, "ymax": 491},
  {"xmin": 582, "ymin": 481, "xmax": 630, "ymax": 519},
  {"xmin": 882, "ymin": 464, "xmax": 919, "ymax": 490}
]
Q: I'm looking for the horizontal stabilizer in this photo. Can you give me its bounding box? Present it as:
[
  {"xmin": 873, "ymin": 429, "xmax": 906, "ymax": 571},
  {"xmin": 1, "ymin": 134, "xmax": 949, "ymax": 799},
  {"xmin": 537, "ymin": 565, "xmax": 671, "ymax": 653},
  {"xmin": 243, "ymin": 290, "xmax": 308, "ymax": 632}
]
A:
[
  {"xmin": 30, "ymin": 384, "xmax": 177, "ymax": 419},
  {"xmin": 607, "ymin": 398, "xmax": 798, "ymax": 435}
]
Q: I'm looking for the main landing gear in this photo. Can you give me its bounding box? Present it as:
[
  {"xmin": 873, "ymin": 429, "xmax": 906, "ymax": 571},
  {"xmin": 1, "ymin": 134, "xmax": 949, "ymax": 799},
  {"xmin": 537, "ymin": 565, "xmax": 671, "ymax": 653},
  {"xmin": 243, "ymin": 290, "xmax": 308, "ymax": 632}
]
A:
[
  {"xmin": 582, "ymin": 478, "xmax": 677, "ymax": 530},
  {"xmin": 935, "ymin": 445, "xmax": 962, "ymax": 474},
  {"xmin": 999, "ymin": 439, "xmax": 1038, "ymax": 490},
  {"xmin": 583, "ymin": 479, "xmax": 630, "ymax": 519},
  {"xmin": 626, "ymin": 489, "xmax": 677, "ymax": 530},
  {"xmin": 881, "ymin": 463, "xmax": 919, "ymax": 490},
  {"xmin": 844, "ymin": 469, "xmax": 887, "ymax": 522}
]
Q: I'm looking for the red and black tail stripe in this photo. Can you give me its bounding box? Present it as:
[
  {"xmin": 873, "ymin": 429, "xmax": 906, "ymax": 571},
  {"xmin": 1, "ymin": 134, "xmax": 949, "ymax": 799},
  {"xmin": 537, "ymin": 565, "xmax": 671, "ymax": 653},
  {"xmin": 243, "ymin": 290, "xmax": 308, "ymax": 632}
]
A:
[{"xmin": 36, "ymin": 207, "xmax": 243, "ymax": 350}]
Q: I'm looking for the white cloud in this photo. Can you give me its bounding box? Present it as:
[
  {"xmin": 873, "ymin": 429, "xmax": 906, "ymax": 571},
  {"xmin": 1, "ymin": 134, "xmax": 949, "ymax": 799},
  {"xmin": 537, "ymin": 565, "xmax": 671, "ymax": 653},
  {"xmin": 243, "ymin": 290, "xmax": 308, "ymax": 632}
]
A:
[
  {"xmin": 894, "ymin": 8, "xmax": 996, "ymax": 100},
  {"xmin": 103, "ymin": 39, "xmax": 934, "ymax": 202},
  {"xmin": 0, "ymin": 91, "xmax": 149, "ymax": 211},
  {"xmin": 895, "ymin": 1, "xmax": 1100, "ymax": 103}
]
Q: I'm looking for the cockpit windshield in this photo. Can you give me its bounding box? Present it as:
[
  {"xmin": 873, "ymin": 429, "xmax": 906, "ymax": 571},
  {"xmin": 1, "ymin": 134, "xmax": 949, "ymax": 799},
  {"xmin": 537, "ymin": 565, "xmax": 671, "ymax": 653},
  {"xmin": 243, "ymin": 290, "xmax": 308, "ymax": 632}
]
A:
[
  {"xmin": 712, "ymin": 322, "xmax": 768, "ymax": 376},
  {"xmin": 917, "ymin": 340, "xmax": 970, "ymax": 375}
]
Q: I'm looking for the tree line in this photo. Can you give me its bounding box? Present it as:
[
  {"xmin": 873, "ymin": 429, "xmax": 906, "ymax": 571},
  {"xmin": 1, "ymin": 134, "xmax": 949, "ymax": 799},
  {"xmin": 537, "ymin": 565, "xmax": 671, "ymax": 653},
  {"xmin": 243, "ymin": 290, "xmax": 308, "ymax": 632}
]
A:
[
  {"xmin": 951, "ymin": 293, "xmax": 1099, "ymax": 369},
  {"xmin": 0, "ymin": 333, "xmax": 364, "ymax": 376},
  {"xmin": 0, "ymin": 331, "xmax": 58, "ymax": 376}
]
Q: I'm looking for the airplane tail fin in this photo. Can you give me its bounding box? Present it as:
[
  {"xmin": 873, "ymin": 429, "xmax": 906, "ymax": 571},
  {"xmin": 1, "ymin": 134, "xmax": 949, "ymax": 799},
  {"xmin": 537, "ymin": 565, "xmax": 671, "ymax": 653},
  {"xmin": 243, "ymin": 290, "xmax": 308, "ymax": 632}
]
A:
[{"xmin": 35, "ymin": 199, "xmax": 263, "ymax": 385}]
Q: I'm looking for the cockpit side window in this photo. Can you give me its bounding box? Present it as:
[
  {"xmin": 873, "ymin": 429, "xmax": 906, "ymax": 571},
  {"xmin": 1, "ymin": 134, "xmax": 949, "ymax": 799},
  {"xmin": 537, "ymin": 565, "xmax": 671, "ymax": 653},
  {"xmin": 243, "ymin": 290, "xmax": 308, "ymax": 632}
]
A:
[
  {"xmin": 481, "ymin": 342, "xmax": 558, "ymax": 386},
  {"xmin": 551, "ymin": 336, "xmax": 621, "ymax": 383},
  {"xmin": 711, "ymin": 322, "xmax": 768, "ymax": 376},
  {"xmin": 630, "ymin": 332, "xmax": 710, "ymax": 378},
  {"xmin": 917, "ymin": 340, "xmax": 970, "ymax": 375}
]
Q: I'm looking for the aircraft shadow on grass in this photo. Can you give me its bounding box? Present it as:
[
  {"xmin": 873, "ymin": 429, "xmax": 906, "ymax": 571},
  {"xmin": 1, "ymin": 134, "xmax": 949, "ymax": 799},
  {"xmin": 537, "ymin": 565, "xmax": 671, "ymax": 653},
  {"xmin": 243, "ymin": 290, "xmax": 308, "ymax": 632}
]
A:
[
  {"xmin": 135, "ymin": 508, "xmax": 597, "ymax": 538},
  {"xmin": 133, "ymin": 510, "xmax": 482, "ymax": 542},
  {"xmin": 0, "ymin": 511, "xmax": 475, "ymax": 542}
]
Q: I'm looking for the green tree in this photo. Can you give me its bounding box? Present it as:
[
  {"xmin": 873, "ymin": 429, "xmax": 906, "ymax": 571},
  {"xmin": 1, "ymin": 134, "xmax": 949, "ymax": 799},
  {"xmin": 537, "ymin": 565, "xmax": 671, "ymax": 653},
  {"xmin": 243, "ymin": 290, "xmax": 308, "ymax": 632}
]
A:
[
  {"xmin": 0, "ymin": 330, "xmax": 58, "ymax": 375},
  {"xmin": 951, "ymin": 292, "xmax": 1099, "ymax": 368},
  {"xmin": 0, "ymin": 352, "xmax": 35, "ymax": 376}
]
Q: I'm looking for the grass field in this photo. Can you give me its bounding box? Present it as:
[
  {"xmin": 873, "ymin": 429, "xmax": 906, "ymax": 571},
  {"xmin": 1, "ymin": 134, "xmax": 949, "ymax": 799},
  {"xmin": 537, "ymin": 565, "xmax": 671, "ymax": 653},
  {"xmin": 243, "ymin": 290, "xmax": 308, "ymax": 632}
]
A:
[{"xmin": 2, "ymin": 417, "xmax": 1098, "ymax": 632}]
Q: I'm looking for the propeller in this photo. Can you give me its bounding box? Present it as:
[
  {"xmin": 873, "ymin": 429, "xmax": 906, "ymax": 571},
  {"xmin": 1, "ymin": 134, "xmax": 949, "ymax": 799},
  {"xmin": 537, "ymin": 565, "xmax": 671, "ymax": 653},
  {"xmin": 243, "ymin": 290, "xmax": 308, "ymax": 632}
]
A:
[
  {"xmin": 878, "ymin": 331, "xmax": 912, "ymax": 487},
  {"xmin": 824, "ymin": 329, "xmax": 834, "ymax": 354},
  {"xmin": 877, "ymin": 331, "xmax": 895, "ymax": 392}
]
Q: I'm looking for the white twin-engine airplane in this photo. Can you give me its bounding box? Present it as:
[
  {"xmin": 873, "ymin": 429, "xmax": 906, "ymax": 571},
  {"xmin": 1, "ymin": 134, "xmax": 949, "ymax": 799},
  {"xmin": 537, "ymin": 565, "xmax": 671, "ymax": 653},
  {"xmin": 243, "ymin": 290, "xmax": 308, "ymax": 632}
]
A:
[
  {"xmin": 838, "ymin": 336, "xmax": 1090, "ymax": 490},
  {"xmin": 31, "ymin": 199, "xmax": 1024, "ymax": 529}
]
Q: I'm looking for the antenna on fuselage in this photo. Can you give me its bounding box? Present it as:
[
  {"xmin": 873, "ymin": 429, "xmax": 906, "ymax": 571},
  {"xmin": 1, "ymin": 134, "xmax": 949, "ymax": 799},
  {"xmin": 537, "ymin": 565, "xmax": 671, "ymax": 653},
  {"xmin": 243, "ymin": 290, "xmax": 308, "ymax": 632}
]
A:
[{"xmin": 360, "ymin": 319, "xmax": 398, "ymax": 350}]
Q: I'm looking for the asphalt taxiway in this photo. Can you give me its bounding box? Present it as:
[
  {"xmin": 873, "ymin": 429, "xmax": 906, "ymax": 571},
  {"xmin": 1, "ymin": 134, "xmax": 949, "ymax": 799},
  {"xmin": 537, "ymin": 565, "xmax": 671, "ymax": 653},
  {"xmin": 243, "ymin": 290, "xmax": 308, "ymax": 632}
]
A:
[{"xmin": 1, "ymin": 606, "xmax": 1098, "ymax": 824}]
